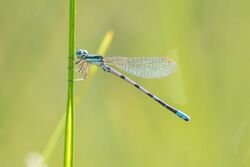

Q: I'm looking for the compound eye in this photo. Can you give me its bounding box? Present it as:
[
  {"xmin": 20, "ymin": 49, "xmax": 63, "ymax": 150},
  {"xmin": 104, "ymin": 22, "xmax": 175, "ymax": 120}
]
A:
[{"xmin": 76, "ymin": 49, "xmax": 88, "ymax": 58}]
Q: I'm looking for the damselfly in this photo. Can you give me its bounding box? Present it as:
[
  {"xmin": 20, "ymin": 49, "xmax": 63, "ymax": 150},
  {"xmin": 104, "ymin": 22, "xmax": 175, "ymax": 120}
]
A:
[{"xmin": 75, "ymin": 49, "xmax": 190, "ymax": 121}]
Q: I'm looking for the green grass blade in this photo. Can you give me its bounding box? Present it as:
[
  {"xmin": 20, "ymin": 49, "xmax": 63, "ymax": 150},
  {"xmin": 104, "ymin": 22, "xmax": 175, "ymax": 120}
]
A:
[{"xmin": 64, "ymin": 0, "xmax": 75, "ymax": 166}]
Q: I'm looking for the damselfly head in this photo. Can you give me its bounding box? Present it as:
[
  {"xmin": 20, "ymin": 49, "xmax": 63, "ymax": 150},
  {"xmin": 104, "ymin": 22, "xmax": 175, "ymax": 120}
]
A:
[{"xmin": 76, "ymin": 49, "xmax": 88, "ymax": 58}]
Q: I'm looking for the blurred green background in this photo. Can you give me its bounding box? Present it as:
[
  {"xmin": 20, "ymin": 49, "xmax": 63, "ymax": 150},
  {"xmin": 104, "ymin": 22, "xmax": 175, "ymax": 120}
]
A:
[{"xmin": 0, "ymin": 0, "xmax": 249, "ymax": 166}]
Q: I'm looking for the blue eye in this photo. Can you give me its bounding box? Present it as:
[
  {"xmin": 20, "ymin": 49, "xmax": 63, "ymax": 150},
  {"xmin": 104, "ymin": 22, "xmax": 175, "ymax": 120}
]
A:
[{"xmin": 76, "ymin": 49, "xmax": 88, "ymax": 58}]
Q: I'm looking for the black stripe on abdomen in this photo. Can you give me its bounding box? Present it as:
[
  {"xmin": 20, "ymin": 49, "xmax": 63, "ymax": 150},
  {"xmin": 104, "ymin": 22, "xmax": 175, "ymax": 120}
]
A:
[
  {"xmin": 154, "ymin": 98, "xmax": 166, "ymax": 107},
  {"xmin": 155, "ymin": 98, "xmax": 177, "ymax": 114},
  {"xmin": 134, "ymin": 84, "xmax": 140, "ymax": 89},
  {"xmin": 147, "ymin": 93, "xmax": 154, "ymax": 98}
]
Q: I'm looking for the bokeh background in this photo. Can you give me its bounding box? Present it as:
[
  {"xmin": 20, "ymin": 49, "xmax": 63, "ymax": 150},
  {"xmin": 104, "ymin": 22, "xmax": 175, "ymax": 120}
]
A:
[{"xmin": 0, "ymin": 0, "xmax": 249, "ymax": 166}]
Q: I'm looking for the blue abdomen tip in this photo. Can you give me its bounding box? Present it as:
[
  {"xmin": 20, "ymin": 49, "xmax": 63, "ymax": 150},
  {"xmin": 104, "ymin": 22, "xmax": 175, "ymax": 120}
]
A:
[{"xmin": 176, "ymin": 110, "xmax": 191, "ymax": 121}]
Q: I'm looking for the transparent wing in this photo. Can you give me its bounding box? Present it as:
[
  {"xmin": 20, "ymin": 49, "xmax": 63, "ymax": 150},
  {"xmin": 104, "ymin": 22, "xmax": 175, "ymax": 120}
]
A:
[{"xmin": 104, "ymin": 57, "xmax": 176, "ymax": 79}]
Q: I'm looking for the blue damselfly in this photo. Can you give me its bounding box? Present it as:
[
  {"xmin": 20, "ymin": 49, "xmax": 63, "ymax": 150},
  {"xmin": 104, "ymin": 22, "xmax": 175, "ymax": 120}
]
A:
[{"xmin": 75, "ymin": 49, "xmax": 190, "ymax": 121}]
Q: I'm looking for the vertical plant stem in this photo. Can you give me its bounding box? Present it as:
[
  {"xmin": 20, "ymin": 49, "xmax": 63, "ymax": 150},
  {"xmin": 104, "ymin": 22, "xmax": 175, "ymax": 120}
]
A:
[{"xmin": 64, "ymin": 0, "xmax": 75, "ymax": 167}]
